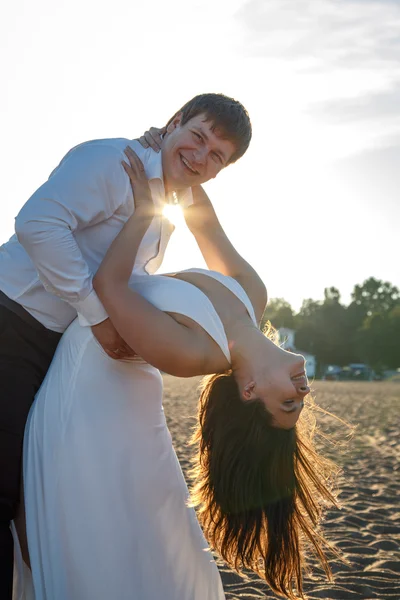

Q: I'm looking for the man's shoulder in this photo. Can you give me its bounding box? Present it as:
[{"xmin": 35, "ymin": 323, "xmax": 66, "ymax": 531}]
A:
[
  {"xmin": 124, "ymin": 140, "xmax": 154, "ymax": 160},
  {"xmin": 125, "ymin": 141, "xmax": 163, "ymax": 181},
  {"xmin": 48, "ymin": 138, "xmax": 161, "ymax": 183},
  {"xmin": 48, "ymin": 138, "xmax": 133, "ymax": 179},
  {"xmin": 83, "ymin": 140, "xmax": 160, "ymax": 177},
  {"xmin": 63, "ymin": 138, "xmax": 158, "ymax": 167},
  {"xmin": 66, "ymin": 137, "xmax": 132, "ymax": 157}
]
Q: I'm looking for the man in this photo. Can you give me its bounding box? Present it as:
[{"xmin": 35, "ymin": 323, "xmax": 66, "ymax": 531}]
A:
[{"xmin": 0, "ymin": 92, "xmax": 251, "ymax": 597}]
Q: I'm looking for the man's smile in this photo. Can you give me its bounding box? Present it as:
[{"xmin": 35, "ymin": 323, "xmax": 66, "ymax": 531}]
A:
[{"xmin": 180, "ymin": 154, "xmax": 199, "ymax": 175}]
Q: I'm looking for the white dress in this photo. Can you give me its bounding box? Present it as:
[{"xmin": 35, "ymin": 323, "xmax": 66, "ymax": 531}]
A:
[{"xmin": 16, "ymin": 269, "xmax": 257, "ymax": 600}]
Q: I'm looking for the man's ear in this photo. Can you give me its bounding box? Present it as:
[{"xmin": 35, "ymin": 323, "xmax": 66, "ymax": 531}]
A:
[{"xmin": 166, "ymin": 112, "xmax": 183, "ymax": 134}]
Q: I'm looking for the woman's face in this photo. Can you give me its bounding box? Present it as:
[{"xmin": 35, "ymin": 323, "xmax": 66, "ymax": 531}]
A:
[{"xmin": 243, "ymin": 343, "xmax": 310, "ymax": 429}]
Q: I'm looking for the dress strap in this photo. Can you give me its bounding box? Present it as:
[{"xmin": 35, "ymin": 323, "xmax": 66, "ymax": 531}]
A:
[{"xmin": 176, "ymin": 269, "xmax": 258, "ymax": 326}]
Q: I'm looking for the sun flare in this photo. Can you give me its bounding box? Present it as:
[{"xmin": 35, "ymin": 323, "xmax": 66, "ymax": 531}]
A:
[{"xmin": 163, "ymin": 203, "xmax": 185, "ymax": 228}]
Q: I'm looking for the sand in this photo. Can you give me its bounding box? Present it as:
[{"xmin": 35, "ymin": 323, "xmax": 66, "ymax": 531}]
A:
[{"xmin": 162, "ymin": 378, "xmax": 400, "ymax": 600}]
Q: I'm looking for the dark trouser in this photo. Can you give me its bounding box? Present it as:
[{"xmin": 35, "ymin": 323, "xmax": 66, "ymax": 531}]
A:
[{"xmin": 0, "ymin": 297, "xmax": 61, "ymax": 599}]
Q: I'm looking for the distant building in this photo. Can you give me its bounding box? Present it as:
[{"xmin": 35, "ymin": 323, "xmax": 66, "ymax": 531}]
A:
[{"xmin": 277, "ymin": 328, "xmax": 316, "ymax": 378}]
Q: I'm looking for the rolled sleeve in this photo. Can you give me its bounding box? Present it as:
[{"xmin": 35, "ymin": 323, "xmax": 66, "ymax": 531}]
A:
[{"xmin": 72, "ymin": 288, "xmax": 109, "ymax": 327}]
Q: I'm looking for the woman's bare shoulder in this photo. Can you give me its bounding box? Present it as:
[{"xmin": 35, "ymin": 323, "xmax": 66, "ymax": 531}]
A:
[{"xmin": 232, "ymin": 274, "xmax": 268, "ymax": 324}]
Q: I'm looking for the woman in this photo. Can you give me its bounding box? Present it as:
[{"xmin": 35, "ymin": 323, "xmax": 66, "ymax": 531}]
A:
[{"xmin": 19, "ymin": 148, "xmax": 338, "ymax": 600}]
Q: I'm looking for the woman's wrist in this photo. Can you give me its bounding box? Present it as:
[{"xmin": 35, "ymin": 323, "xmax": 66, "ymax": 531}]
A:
[
  {"xmin": 132, "ymin": 206, "xmax": 155, "ymax": 224},
  {"xmin": 189, "ymin": 220, "xmax": 221, "ymax": 239}
]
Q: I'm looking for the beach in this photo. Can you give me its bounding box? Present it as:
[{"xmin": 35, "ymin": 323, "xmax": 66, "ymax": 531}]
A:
[{"xmin": 163, "ymin": 378, "xmax": 400, "ymax": 600}]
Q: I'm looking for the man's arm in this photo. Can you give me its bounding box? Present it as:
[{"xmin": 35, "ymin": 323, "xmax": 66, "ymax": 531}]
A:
[
  {"xmin": 16, "ymin": 142, "xmax": 134, "ymax": 358},
  {"xmin": 15, "ymin": 143, "xmax": 130, "ymax": 327}
]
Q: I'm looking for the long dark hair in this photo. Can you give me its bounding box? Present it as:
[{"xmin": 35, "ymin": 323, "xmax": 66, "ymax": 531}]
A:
[{"xmin": 190, "ymin": 371, "xmax": 341, "ymax": 600}]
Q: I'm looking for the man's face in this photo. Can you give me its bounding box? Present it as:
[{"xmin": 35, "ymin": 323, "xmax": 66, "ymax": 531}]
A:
[{"xmin": 161, "ymin": 113, "xmax": 237, "ymax": 191}]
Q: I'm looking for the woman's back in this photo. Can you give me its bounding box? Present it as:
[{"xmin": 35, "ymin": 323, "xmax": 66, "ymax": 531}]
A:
[
  {"xmin": 165, "ymin": 268, "xmax": 257, "ymax": 331},
  {"xmin": 130, "ymin": 268, "xmax": 257, "ymax": 371}
]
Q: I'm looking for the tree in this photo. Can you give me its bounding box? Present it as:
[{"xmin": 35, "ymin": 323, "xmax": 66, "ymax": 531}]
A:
[
  {"xmin": 294, "ymin": 299, "xmax": 323, "ymax": 369},
  {"xmin": 324, "ymin": 286, "xmax": 341, "ymax": 304},
  {"xmin": 295, "ymin": 292, "xmax": 351, "ymax": 368},
  {"xmin": 261, "ymin": 298, "xmax": 295, "ymax": 330},
  {"xmin": 260, "ymin": 278, "xmax": 400, "ymax": 376},
  {"xmin": 351, "ymin": 277, "xmax": 399, "ymax": 317},
  {"xmin": 358, "ymin": 305, "xmax": 400, "ymax": 370},
  {"xmin": 386, "ymin": 306, "xmax": 400, "ymax": 369},
  {"xmin": 296, "ymin": 298, "xmax": 321, "ymax": 321}
]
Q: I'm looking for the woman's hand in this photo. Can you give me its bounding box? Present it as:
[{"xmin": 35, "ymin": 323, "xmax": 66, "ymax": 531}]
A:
[
  {"xmin": 183, "ymin": 185, "xmax": 219, "ymax": 233},
  {"xmin": 122, "ymin": 147, "xmax": 155, "ymax": 219},
  {"xmin": 136, "ymin": 126, "xmax": 166, "ymax": 153}
]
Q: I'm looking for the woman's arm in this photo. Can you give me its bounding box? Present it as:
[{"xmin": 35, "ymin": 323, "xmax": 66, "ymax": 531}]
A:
[
  {"xmin": 184, "ymin": 186, "xmax": 268, "ymax": 322},
  {"xmin": 93, "ymin": 149, "xmax": 209, "ymax": 376},
  {"xmin": 94, "ymin": 282, "xmax": 209, "ymax": 376}
]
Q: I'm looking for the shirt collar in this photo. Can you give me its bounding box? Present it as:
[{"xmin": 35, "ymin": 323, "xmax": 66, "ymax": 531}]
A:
[
  {"xmin": 128, "ymin": 140, "xmax": 164, "ymax": 183},
  {"xmin": 129, "ymin": 139, "xmax": 193, "ymax": 208}
]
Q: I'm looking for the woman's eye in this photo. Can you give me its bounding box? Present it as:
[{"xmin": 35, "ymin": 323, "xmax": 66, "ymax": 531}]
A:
[
  {"xmin": 212, "ymin": 153, "xmax": 221, "ymax": 164},
  {"xmin": 193, "ymin": 132, "xmax": 202, "ymax": 141}
]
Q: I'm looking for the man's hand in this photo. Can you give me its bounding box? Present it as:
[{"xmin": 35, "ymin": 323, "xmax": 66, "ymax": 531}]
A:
[
  {"xmin": 91, "ymin": 318, "xmax": 135, "ymax": 360},
  {"xmin": 137, "ymin": 127, "xmax": 166, "ymax": 152}
]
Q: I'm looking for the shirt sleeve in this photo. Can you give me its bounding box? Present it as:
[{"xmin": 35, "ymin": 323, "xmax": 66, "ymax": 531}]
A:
[{"xmin": 15, "ymin": 142, "xmax": 131, "ymax": 327}]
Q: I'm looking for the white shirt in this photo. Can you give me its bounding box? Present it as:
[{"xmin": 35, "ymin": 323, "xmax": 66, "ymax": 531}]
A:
[{"xmin": 0, "ymin": 138, "xmax": 192, "ymax": 332}]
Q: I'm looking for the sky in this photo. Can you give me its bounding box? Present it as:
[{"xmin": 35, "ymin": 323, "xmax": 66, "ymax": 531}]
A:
[{"xmin": 1, "ymin": 0, "xmax": 399, "ymax": 311}]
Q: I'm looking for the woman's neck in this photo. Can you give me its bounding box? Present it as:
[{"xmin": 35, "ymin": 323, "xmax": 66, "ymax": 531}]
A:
[{"xmin": 228, "ymin": 320, "xmax": 265, "ymax": 375}]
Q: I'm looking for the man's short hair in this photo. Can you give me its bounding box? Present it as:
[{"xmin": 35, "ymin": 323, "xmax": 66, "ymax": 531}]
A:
[{"xmin": 167, "ymin": 93, "xmax": 252, "ymax": 165}]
